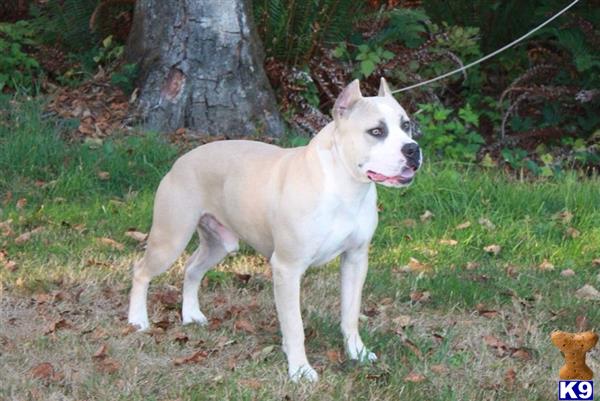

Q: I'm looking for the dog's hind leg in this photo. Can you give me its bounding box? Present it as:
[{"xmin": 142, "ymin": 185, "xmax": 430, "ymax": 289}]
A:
[
  {"xmin": 128, "ymin": 174, "xmax": 202, "ymax": 331},
  {"xmin": 182, "ymin": 213, "xmax": 239, "ymax": 325}
]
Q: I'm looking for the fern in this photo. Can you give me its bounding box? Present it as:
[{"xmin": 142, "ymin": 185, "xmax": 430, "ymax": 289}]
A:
[
  {"xmin": 254, "ymin": 0, "xmax": 364, "ymax": 66},
  {"xmin": 370, "ymin": 8, "xmax": 429, "ymax": 49},
  {"xmin": 29, "ymin": 0, "xmax": 98, "ymax": 52}
]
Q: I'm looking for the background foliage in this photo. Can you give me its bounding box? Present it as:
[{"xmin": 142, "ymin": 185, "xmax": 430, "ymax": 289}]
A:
[
  {"xmin": 0, "ymin": 0, "xmax": 598, "ymax": 174},
  {"xmin": 256, "ymin": 0, "xmax": 600, "ymax": 175}
]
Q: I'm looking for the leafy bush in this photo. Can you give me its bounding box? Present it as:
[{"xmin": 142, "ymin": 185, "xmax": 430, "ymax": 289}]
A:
[
  {"xmin": 354, "ymin": 44, "xmax": 395, "ymax": 78},
  {"xmin": 360, "ymin": 7, "xmax": 482, "ymax": 92},
  {"xmin": 416, "ymin": 103, "xmax": 484, "ymax": 162},
  {"xmin": 0, "ymin": 20, "xmax": 42, "ymax": 93}
]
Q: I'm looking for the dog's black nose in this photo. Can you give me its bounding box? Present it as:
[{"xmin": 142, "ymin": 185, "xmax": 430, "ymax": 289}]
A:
[{"xmin": 402, "ymin": 143, "xmax": 420, "ymax": 160}]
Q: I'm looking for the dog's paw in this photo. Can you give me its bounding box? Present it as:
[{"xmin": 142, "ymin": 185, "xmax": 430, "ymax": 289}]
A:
[
  {"xmin": 347, "ymin": 347, "xmax": 377, "ymax": 363},
  {"xmin": 128, "ymin": 318, "xmax": 150, "ymax": 332},
  {"xmin": 182, "ymin": 310, "xmax": 208, "ymax": 326},
  {"xmin": 289, "ymin": 364, "xmax": 319, "ymax": 383}
]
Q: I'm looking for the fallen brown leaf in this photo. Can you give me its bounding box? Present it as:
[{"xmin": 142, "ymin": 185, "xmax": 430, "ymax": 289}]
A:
[
  {"xmin": 404, "ymin": 371, "xmax": 426, "ymax": 383},
  {"xmin": 15, "ymin": 227, "xmax": 44, "ymax": 245},
  {"xmin": 465, "ymin": 261, "xmax": 480, "ymax": 270},
  {"xmin": 439, "ymin": 239, "xmax": 458, "ymax": 246},
  {"xmin": 3, "ymin": 259, "xmax": 17, "ymax": 272},
  {"xmin": 538, "ymin": 259, "xmax": 555, "ymax": 271},
  {"xmin": 566, "ymin": 227, "xmax": 580, "ymax": 238},
  {"xmin": 173, "ymin": 350, "xmax": 209, "ymax": 366},
  {"xmin": 234, "ymin": 319, "xmax": 256, "ymax": 334},
  {"xmin": 560, "ymin": 269, "xmax": 575, "ymax": 277},
  {"xmin": 93, "ymin": 344, "xmax": 108, "ymax": 359},
  {"xmin": 95, "ymin": 357, "xmax": 120, "ymax": 373},
  {"xmin": 0, "ymin": 249, "xmax": 17, "ymax": 272},
  {"xmin": 392, "ymin": 314, "xmax": 412, "ymax": 328},
  {"xmin": 154, "ymin": 318, "xmax": 171, "ymax": 330},
  {"xmin": 43, "ymin": 318, "xmax": 71, "ymax": 334},
  {"xmin": 97, "ymin": 237, "xmax": 124, "ymax": 250},
  {"xmin": 326, "ymin": 349, "xmax": 343, "ymax": 363},
  {"xmin": 209, "ymin": 317, "xmax": 223, "ymax": 331},
  {"xmin": 510, "ymin": 348, "xmax": 532, "ymax": 361},
  {"xmin": 554, "ymin": 210, "xmax": 573, "ymax": 224},
  {"xmin": 172, "ymin": 331, "xmax": 189, "ymax": 344},
  {"xmin": 476, "ymin": 304, "xmax": 498, "ymax": 318},
  {"xmin": 430, "ymin": 364, "xmax": 449, "ymax": 374},
  {"xmin": 592, "ymin": 258, "xmax": 600, "ymax": 267},
  {"xmin": 239, "ymin": 379, "xmax": 262, "ymax": 390},
  {"xmin": 363, "ymin": 306, "xmax": 379, "ymax": 317},
  {"xmin": 478, "ymin": 217, "xmax": 496, "ymax": 230},
  {"xmin": 125, "ymin": 229, "xmax": 147, "ymax": 242},
  {"xmin": 216, "ymin": 336, "xmax": 235, "ymax": 349},
  {"xmin": 16, "ymin": 197, "xmax": 27, "ymax": 209},
  {"xmin": 89, "ymin": 327, "xmax": 109, "ymax": 340},
  {"xmin": 97, "ymin": 171, "xmax": 110, "ymax": 180},
  {"xmin": 155, "ymin": 288, "xmax": 179, "ymax": 308},
  {"xmin": 505, "ymin": 264, "xmax": 519, "ymax": 278},
  {"xmin": 30, "ymin": 362, "xmax": 62, "ymax": 382},
  {"xmin": 455, "ymin": 221, "xmax": 471, "ymax": 230},
  {"xmin": 397, "ymin": 257, "xmax": 432, "ymax": 273},
  {"xmin": 504, "ymin": 368, "xmax": 517, "ymax": 389},
  {"xmin": 403, "ymin": 339, "xmax": 422, "ymax": 358},
  {"xmin": 483, "ymin": 335, "xmax": 508, "ymax": 356},
  {"xmin": 0, "ymin": 219, "xmax": 13, "ymax": 236},
  {"xmin": 420, "ymin": 210, "xmax": 434, "ymax": 222},
  {"xmin": 234, "ymin": 273, "xmax": 252, "ymax": 285},
  {"xmin": 410, "ymin": 291, "xmax": 431, "ymax": 303},
  {"xmin": 121, "ymin": 324, "xmax": 137, "ymax": 336},
  {"xmin": 483, "ymin": 244, "xmax": 501, "ymax": 256},
  {"xmin": 575, "ymin": 284, "xmax": 600, "ymax": 301}
]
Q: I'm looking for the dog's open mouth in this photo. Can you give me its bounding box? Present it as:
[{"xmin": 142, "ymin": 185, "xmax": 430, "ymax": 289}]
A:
[{"xmin": 366, "ymin": 167, "xmax": 415, "ymax": 185}]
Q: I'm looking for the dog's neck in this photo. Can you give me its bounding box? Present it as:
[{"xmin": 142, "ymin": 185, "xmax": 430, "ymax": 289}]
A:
[{"xmin": 306, "ymin": 122, "xmax": 374, "ymax": 198}]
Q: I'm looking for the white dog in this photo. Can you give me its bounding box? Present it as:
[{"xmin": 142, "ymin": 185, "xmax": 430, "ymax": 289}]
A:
[{"xmin": 128, "ymin": 78, "xmax": 422, "ymax": 382}]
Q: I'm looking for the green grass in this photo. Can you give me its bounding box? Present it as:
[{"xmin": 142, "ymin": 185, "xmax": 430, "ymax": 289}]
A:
[{"xmin": 1, "ymin": 97, "xmax": 600, "ymax": 400}]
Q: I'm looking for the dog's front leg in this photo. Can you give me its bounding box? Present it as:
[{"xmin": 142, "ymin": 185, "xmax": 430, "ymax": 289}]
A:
[
  {"xmin": 340, "ymin": 245, "xmax": 377, "ymax": 362},
  {"xmin": 271, "ymin": 254, "xmax": 318, "ymax": 382}
]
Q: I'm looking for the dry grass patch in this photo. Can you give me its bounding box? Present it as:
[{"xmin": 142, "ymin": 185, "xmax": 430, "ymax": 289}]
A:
[{"xmin": 2, "ymin": 253, "xmax": 596, "ymax": 400}]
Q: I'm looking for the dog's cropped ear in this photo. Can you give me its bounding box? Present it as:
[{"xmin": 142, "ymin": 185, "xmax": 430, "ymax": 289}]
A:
[
  {"xmin": 378, "ymin": 77, "xmax": 392, "ymax": 97},
  {"xmin": 333, "ymin": 79, "xmax": 362, "ymax": 120}
]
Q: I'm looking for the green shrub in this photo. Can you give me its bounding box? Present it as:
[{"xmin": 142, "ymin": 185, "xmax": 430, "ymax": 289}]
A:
[
  {"xmin": 357, "ymin": 7, "xmax": 482, "ymax": 93},
  {"xmin": 0, "ymin": 21, "xmax": 42, "ymax": 93},
  {"xmin": 416, "ymin": 103, "xmax": 484, "ymax": 162}
]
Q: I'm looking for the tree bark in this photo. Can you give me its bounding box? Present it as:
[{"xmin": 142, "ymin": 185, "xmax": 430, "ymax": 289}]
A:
[{"xmin": 127, "ymin": 0, "xmax": 284, "ymax": 137}]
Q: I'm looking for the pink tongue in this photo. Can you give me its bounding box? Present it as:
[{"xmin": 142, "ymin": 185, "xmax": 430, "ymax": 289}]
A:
[
  {"xmin": 367, "ymin": 171, "xmax": 389, "ymax": 181},
  {"xmin": 399, "ymin": 168, "xmax": 415, "ymax": 179}
]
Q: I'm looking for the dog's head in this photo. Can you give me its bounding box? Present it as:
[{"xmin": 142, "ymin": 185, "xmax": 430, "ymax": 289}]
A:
[{"xmin": 332, "ymin": 78, "xmax": 422, "ymax": 188}]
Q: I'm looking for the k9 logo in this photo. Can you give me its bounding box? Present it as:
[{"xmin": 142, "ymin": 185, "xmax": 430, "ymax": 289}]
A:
[{"xmin": 559, "ymin": 381, "xmax": 594, "ymax": 400}]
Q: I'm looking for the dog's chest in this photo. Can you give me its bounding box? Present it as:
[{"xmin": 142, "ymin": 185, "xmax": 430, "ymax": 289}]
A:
[{"xmin": 309, "ymin": 193, "xmax": 376, "ymax": 266}]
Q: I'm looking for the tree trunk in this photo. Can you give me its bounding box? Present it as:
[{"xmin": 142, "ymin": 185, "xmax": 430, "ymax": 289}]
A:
[{"xmin": 127, "ymin": 0, "xmax": 284, "ymax": 137}]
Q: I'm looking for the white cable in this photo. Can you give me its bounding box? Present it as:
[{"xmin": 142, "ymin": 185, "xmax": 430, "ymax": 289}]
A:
[{"xmin": 391, "ymin": 0, "xmax": 581, "ymax": 94}]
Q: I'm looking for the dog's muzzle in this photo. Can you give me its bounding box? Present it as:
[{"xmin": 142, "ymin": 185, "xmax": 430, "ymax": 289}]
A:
[{"xmin": 401, "ymin": 143, "xmax": 421, "ymax": 170}]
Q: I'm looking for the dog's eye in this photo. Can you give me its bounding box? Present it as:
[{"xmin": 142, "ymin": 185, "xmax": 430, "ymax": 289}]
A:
[
  {"xmin": 401, "ymin": 121, "xmax": 411, "ymax": 132},
  {"xmin": 368, "ymin": 128, "xmax": 383, "ymax": 137}
]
